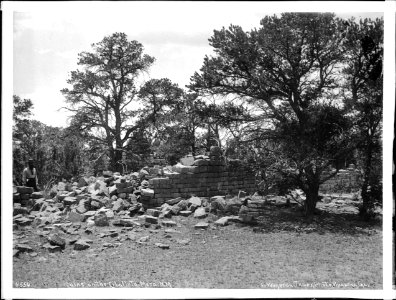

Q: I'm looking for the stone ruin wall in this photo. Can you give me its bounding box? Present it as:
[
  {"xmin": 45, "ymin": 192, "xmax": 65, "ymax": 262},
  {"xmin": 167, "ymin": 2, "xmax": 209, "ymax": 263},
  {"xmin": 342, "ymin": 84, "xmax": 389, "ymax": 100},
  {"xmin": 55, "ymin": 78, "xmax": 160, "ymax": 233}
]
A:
[
  {"xmin": 319, "ymin": 168, "xmax": 362, "ymax": 194},
  {"xmin": 146, "ymin": 160, "xmax": 256, "ymax": 207}
]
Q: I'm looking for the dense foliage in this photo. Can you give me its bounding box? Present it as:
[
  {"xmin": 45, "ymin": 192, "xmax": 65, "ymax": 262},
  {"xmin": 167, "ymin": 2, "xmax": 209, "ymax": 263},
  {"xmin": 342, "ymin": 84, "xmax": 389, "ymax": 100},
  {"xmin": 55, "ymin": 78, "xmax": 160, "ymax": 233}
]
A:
[{"xmin": 188, "ymin": 13, "xmax": 382, "ymax": 217}]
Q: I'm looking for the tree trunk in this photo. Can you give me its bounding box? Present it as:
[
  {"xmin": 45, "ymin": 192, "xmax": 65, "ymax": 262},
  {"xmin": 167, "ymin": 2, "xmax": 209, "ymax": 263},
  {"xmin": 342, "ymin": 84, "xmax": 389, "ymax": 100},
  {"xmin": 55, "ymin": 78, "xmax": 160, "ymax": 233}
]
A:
[
  {"xmin": 191, "ymin": 127, "xmax": 196, "ymax": 156},
  {"xmin": 361, "ymin": 137, "xmax": 374, "ymax": 216},
  {"xmin": 304, "ymin": 184, "xmax": 319, "ymax": 220}
]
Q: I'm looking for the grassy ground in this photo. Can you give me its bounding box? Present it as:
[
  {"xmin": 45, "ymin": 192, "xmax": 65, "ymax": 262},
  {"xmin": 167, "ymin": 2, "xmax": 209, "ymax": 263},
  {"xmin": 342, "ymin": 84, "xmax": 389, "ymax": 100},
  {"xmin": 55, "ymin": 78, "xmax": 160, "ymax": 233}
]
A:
[{"xmin": 13, "ymin": 204, "xmax": 382, "ymax": 289}]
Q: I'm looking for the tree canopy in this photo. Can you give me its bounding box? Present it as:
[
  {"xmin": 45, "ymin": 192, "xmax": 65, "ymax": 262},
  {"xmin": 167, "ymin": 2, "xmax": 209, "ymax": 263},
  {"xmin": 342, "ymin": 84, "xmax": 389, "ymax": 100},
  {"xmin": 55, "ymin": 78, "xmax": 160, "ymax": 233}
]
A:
[
  {"xmin": 61, "ymin": 32, "xmax": 156, "ymax": 170},
  {"xmin": 189, "ymin": 13, "xmax": 382, "ymax": 217}
]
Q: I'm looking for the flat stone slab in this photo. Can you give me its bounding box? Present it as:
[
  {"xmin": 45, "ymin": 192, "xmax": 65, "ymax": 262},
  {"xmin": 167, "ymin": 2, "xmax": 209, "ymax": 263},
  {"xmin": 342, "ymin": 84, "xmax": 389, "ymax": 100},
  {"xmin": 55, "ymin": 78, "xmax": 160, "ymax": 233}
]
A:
[
  {"xmin": 16, "ymin": 186, "xmax": 34, "ymax": 194},
  {"xmin": 161, "ymin": 220, "xmax": 177, "ymax": 227},
  {"xmin": 179, "ymin": 210, "xmax": 192, "ymax": 217},
  {"xmin": 63, "ymin": 196, "xmax": 78, "ymax": 205},
  {"xmin": 176, "ymin": 239, "xmax": 191, "ymax": 245},
  {"xmin": 15, "ymin": 244, "xmax": 34, "ymax": 253},
  {"xmin": 145, "ymin": 215, "xmax": 159, "ymax": 224},
  {"xmin": 42, "ymin": 243, "xmax": 62, "ymax": 253},
  {"xmin": 194, "ymin": 222, "xmax": 209, "ymax": 229},
  {"xmin": 214, "ymin": 217, "xmax": 229, "ymax": 226},
  {"xmin": 166, "ymin": 197, "xmax": 183, "ymax": 205},
  {"xmin": 74, "ymin": 239, "xmax": 90, "ymax": 250},
  {"xmin": 14, "ymin": 217, "xmax": 33, "ymax": 226},
  {"xmin": 84, "ymin": 211, "xmax": 97, "ymax": 217},
  {"xmin": 112, "ymin": 218, "xmax": 141, "ymax": 227}
]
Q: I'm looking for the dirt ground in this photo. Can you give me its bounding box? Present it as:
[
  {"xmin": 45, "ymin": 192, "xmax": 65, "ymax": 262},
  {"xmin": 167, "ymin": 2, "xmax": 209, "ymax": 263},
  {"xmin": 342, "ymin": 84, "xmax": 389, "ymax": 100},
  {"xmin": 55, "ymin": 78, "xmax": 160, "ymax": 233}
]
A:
[{"xmin": 13, "ymin": 202, "xmax": 382, "ymax": 289}]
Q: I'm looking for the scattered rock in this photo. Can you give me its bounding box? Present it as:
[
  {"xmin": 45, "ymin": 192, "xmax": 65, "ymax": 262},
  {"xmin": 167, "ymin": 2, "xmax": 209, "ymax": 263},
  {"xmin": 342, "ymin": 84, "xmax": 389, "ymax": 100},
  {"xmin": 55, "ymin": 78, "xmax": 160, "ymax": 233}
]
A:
[
  {"xmin": 188, "ymin": 196, "xmax": 202, "ymax": 207},
  {"xmin": 179, "ymin": 210, "xmax": 192, "ymax": 217},
  {"xmin": 145, "ymin": 215, "xmax": 159, "ymax": 224},
  {"xmin": 15, "ymin": 244, "xmax": 34, "ymax": 253},
  {"xmin": 84, "ymin": 211, "xmax": 97, "ymax": 217},
  {"xmin": 171, "ymin": 200, "xmax": 188, "ymax": 215},
  {"xmin": 68, "ymin": 237, "xmax": 80, "ymax": 244},
  {"xmin": 69, "ymin": 211, "xmax": 86, "ymax": 223},
  {"xmin": 146, "ymin": 209, "xmax": 160, "ymax": 217},
  {"xmin": 31, "ymin": 191, "xmax": 44, "ymax": 199},
  {"xmin": 13, "ymin": 206, "xmax": 29, "ymax": 216},
  {"xmin": 176, "ymin": 239, "xmax": 191, "ymax": 245},
  {"xmin": 16, "ymin": 186, "xmax": 34, "ymax": 194},
  {"xmin": 48, "ymin": 233, "xmax": 66, "ymax": 249},
  {"xmin": 138, "ymin": 236, "xmax": 149, "ymax": 243},
  {"xmin": 162, "ymin": 220, "xmax": 177, "ymax": 227},
  {"xmin": 42, "ymin": 243, "xmax": 62, "ymax": 253},
  {"xmin": 155, "ymin": 243, "xmax": 170, "ymax": 249},
  {"xmin": 166, "ymin": 197, "xmax": 182, "ymax": 205},
  {"xmin": 194, "ymin": 207, "xmax": 207, "ymax": 219},
  {"xmin": 63, "ymin": 196, "xmax": 78, "ymax": 206},
  {"xmin": 194, "ymin": 222, "xmax": 209, "ymax": 229},
  {"xmin": 94, "ymin": 213, "xmax": 109, "ymax": 227},
  {"xmin": 112, "ymin": 199, "xmax": 125, "ymax": 212},
  {"xmin": 210, "ymin": 196, "xmax": 226, "ymax": 212},
  {"xmin": 90, "ymin": 200, "xmax": 102, "ymax": 210},
  {"xmin": 74, "ymin": 239, "xmax": 90, "ymax": 250},
  {"xmin": 214, "ymin": 217, "xmax": 229, "ymax": 226},
  {"xmin": 112, "ymin": 218, "xmax": 140, "ymax": 227},
  {"xmin": 14, "ymin": 217, "xmax": 33, "ymax": 226},
  {"xmin": 105, "ymin": 210, "xmax": 115, "ymax": 219},
  {"xmin": 140, "ymin": 188, "xmax": 155, "ymax": 201}
]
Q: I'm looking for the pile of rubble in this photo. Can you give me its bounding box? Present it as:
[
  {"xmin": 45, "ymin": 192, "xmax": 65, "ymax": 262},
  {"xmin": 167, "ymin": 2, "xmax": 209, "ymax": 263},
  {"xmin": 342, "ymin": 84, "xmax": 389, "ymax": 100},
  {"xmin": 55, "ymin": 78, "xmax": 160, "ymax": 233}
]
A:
[{"xmin": 13, "ymin": 170, "xmax": 258, "ymax": 255}]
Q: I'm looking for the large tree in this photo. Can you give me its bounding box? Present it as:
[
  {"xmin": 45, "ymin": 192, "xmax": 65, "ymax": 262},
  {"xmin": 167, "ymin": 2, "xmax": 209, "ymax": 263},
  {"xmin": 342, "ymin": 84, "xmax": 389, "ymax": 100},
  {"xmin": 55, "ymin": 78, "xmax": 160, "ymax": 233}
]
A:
[
  {"xmin": 342, "ymin": 17, "xmax": 383, "ymax": 217},
  {"xmin": 189, "ymin": 13, "xmax": 359, "ymax": 217},
  {"xmin": 61, "ymin": 32, "xmax": 155, "ymax": 170}
]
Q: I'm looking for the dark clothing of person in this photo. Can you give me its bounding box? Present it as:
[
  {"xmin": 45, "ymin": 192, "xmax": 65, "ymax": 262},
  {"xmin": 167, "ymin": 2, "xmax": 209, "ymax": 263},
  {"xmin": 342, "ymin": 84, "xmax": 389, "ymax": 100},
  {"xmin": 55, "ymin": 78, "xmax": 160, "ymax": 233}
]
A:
[{"xmin": 26, "ymin": 178, "xmax": 38, "ymax": 192}]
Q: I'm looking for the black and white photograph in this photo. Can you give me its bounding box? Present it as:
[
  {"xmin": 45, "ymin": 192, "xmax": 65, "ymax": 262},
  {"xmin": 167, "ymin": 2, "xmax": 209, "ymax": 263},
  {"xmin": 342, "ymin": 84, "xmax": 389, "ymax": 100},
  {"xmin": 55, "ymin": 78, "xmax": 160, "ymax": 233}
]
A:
[{"xmin": 1, "ymin": 1, "xmax": 395, "ymax": 299}]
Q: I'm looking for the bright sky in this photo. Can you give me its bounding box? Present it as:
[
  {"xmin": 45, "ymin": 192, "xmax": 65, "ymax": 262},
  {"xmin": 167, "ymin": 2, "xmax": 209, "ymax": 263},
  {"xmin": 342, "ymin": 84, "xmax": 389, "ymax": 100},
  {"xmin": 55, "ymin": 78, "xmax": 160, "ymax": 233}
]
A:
[{"xmin": 9, "ymin": 2, "xmax": 383, "ymax": 128}]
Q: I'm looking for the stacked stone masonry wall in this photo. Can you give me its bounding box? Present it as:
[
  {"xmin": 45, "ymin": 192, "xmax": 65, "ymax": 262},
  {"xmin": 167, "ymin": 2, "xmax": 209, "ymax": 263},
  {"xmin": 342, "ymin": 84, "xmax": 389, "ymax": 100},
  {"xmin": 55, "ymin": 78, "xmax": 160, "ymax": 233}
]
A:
[
  {"xmin": 319, "ymin": 168, "xmax": 362, "ymax": 194},
  {"xmin": 148, "ymin": 161, "xmax": 255, "ymax": 206}
]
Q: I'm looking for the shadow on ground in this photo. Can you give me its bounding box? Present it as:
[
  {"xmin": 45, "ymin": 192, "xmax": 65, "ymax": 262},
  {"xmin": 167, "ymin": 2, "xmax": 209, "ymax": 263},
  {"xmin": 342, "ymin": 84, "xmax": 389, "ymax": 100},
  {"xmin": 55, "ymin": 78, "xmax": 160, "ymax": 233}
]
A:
[{"xmin": 233, "ymin": 204, "xmax": 381, "ymax": 235}]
